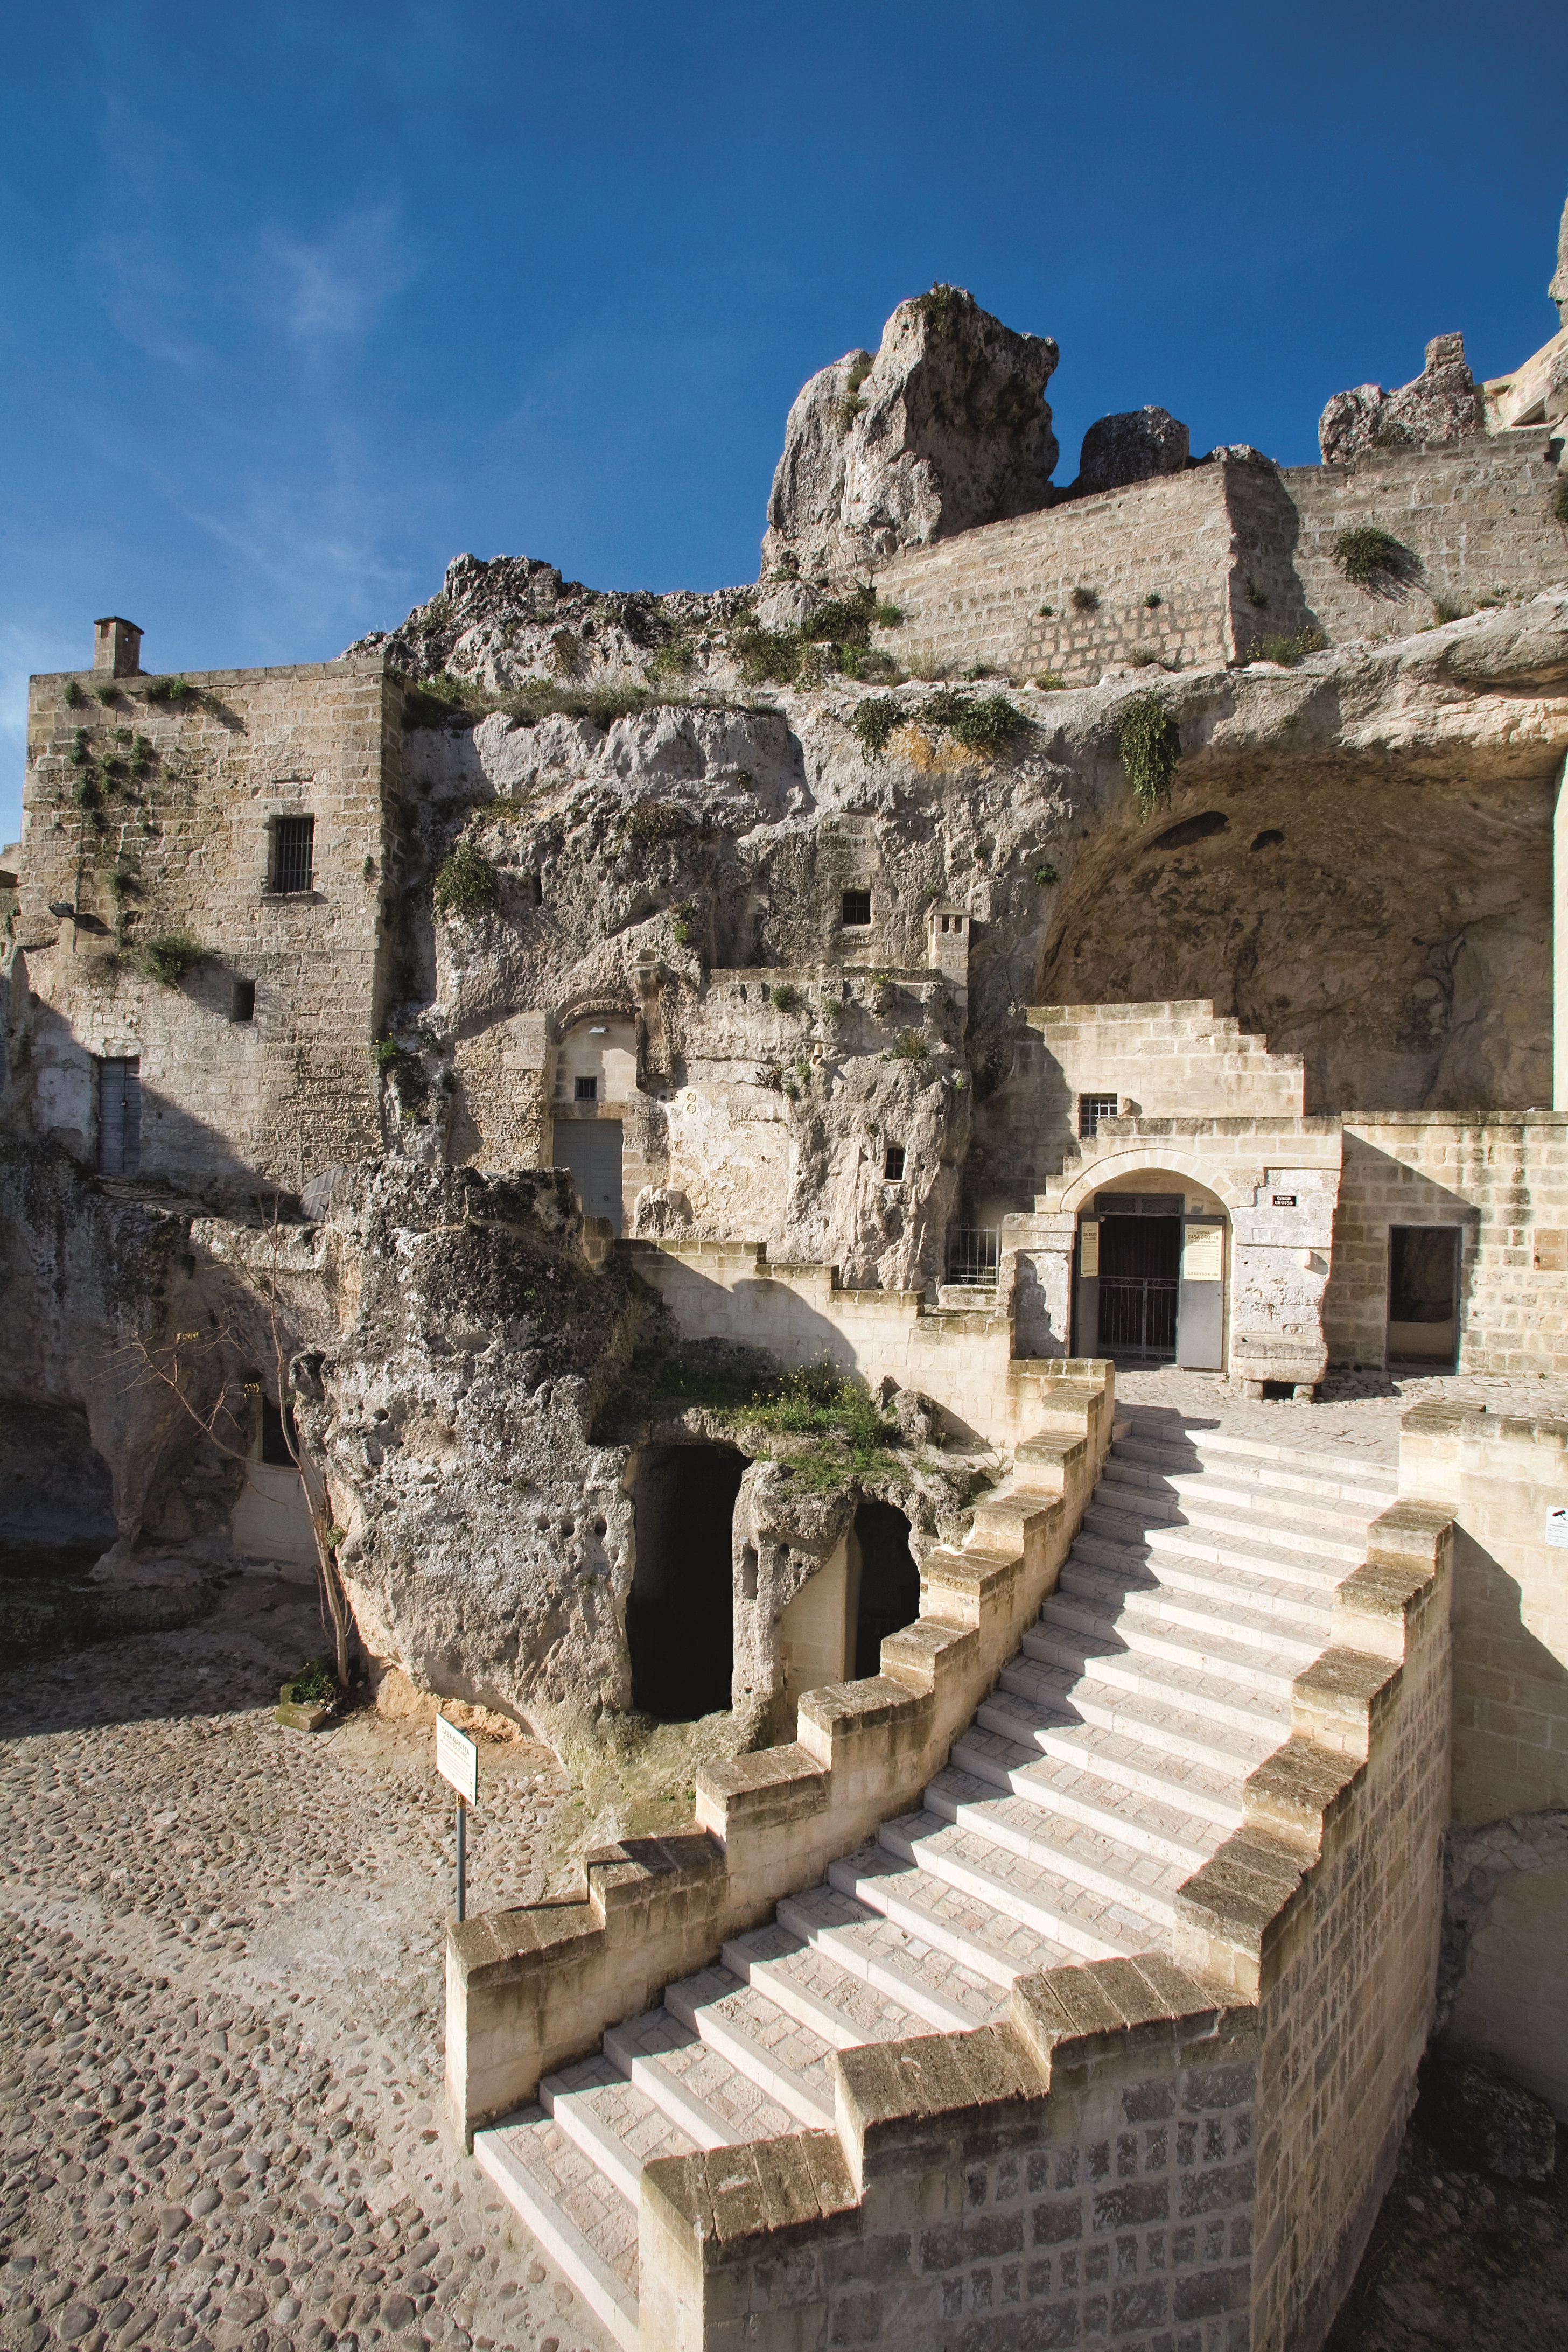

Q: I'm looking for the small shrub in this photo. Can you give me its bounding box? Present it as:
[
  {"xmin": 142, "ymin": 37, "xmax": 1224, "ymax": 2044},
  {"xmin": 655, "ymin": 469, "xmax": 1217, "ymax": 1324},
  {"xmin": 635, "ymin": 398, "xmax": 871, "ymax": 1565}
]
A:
[
  {"xmin": 1034, "ymin": 673, "xmax": 1066, "ymax": 691},
  {"xmin": 370, "ymin": 1037, "xmax": 400, "ymax": 1069},
  {"xmin": 1332, "ymin": 526, "xmax": 1416, "ymax": 591},
  {"xmin": 1250, "ymin": 626, "xmax": 1326, "ymax": 667},
  {"xmin": 144, "ymin": 676, "xmax": 195, "ymax": 704},
  {"xmin": 768, "ymin": 982, "xmax": 801, "ymax": 1013},
  {"xmin": 964, "ymin": 663, "xmax": 993, "ymax": 681},
  {"xmin": 284, "ymin": 1657, "xmax": 338, "ymax": 1705},
  {"xmin": 1033, "ymin": 863, "xmax": 1059, "ymax": 887},
  {"xmin": 644, "ymin": 638, "xmax": 696, "ymax": 681},
  {"xmin": 1070, "ymin": 586, "xmax": 1098, "ymax": 613},
  {"xmin": 1431, "ymin": 597, "xmax": 1465, "ymax": 625},
  {"xmin": 734, "ymin": 627, "xmax": 802, "ymax": 686},
  {"xmin": 64, "ymin": 678, "xmax": 84, "ymax": 708},
  {"xmin": 834, "ymin": 354, "xmax": 873, "ymax": 431},
  {"xmin": 671, "ymin": 902, "xmax": 696, "ymax": 947},
  {"xmin": 433, "ymin": 840, "xmax": 499, "ymax": 922},
  {"xmin": 624, "ymin": 801, "xmax": 683, "ymax": 844},
  {"xmin": 819, "ymin": 995, "xmax": 846, "ymax": 1021},
  {"xmin": 1128, "ymin": 649, "xmax": 1161, "ymax": 669},
  {"xmin": 1038, "ymin": 603, "xmax": 1054, "ymax": 618},
  {"xmin": 70, "ymin": 729, "xmax": 89, "ymax": 767},
  {"xmin": 802, "ymin": 584, "xmax": 879, "ymax": 647},
  {"xmin": 142, "ymin": 930, "xmax": 204, "ymax": 985},
  {"xmin": 873, "ymin": 600, "xmax": 903, "ymax": 628},
  {"xmin": 1553, "ymin": 480, "xmax": 1568, "ymax": 526},
  {"xmin": 400, "ymin": 671, "xmax": 475, "ymax": 728},
  {"xmin": 852, "ymin": 695, "xmax": 903, "ymax": 758},
  {"xmin": 1144, "ymin": 591, "xmax": 1163, "ymax": 610},
  {"xmin": 1244, "ymin": 577, "xmax": 1270, "ymax": 610},
  {"xmin": 1117, "ymin": 692, "xmax": 1181, "ymax": 820},
  {"xmin": 914, "ymin": 283, "xmax": 962, "ymax": 338},
  {"xmin": 920, "ymin": 690, "xmax": 1031, "ymax": 755},
  {"xmin": 887, "ymin": 1029, "xmax": 928, "ymax": 1061},
  {"xmin": 94, "ymin": 681, "xmax": 118, "ymax": 705}
]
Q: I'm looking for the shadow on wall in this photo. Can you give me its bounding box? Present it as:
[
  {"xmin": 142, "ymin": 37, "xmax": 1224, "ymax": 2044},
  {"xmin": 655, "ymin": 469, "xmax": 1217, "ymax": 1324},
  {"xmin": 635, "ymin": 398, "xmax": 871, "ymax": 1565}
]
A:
[
  {"xmin": 849, "ymin": 1500, "xmax": 920, "ymax": 1677},
  {"xmin": 0, "ymin": 1391, "xmax": 117, "ymax": 1551},
  {"xmin": 1322, "ymin": 1140, "xmax": 1477, "ymax": 1369},
  {"xmin": 1451, "ymin": 1531, "xmax": 1568, "ymax": 1830}
]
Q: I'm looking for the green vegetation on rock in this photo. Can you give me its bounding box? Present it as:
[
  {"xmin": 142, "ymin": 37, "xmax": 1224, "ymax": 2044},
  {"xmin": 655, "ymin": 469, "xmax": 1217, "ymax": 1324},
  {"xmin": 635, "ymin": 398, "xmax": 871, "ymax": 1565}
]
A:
[{"xmin": 1117, "ymin": 691, "xmax": 1182, "ymax": 820}]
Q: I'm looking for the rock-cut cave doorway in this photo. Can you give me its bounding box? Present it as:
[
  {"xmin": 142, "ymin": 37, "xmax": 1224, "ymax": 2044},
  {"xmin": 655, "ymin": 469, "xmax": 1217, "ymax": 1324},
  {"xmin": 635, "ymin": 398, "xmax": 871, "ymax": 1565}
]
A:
[
  {"xmin": 627, "ymin": 1443, "xmax": 747, "ymax": 1720},
  {"xmin": 850, "ymin": 1501, "xmax": 921, "ymax": 1679}
]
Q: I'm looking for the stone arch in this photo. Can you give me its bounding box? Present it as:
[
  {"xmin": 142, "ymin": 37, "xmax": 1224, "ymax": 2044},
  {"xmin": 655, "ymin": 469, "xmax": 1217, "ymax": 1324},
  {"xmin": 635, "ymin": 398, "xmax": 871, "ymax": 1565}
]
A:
[{"xmin": 1054, "ymin": 1147, "xmax": 1251, "ymax": 1220}]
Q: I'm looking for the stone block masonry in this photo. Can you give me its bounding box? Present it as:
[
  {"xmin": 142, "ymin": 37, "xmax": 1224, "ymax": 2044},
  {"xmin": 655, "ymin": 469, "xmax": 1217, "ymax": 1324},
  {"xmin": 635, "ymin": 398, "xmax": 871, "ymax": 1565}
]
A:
[
  {"xmin": 862, "ymin": 434, "xmax": 1566, "ymax": 686},
  {"xmin": 9, "ymin": 656, "xmax": 400, "ymax": 1187}
]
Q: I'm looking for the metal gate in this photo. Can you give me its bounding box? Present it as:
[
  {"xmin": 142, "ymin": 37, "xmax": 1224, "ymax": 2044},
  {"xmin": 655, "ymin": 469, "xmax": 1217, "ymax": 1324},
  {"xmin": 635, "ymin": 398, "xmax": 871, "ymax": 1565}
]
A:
[
  {"xmin": 1096, "ymin": 1273, "xmax": 1179, "ymax": 1357},
  {"xmin": 1094, "ymin": 1199, "xmax": 1181, "ymax": 1361}
]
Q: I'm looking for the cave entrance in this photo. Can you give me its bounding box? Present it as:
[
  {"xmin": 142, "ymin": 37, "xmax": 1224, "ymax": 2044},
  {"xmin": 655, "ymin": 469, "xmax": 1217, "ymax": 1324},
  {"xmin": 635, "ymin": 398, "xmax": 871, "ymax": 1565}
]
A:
[
  {"xmin": 850, "ymin": 1501, "xmax": 921, "ymax": 1679},
  {"xmin": 628, "ymin": 1444, "xmax": 746, "ymax": 1719}
]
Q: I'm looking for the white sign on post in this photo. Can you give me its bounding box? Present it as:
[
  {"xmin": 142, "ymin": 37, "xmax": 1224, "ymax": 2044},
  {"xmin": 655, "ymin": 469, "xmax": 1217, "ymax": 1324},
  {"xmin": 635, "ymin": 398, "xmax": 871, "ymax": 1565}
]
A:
[
  {"xmin": 1546, "ymin": 1509, "xmax": 1568, "ymax": 1551},
  {"xmin": 436, "ymin": 1713, "xmax": 479, "ymax": 1805}
]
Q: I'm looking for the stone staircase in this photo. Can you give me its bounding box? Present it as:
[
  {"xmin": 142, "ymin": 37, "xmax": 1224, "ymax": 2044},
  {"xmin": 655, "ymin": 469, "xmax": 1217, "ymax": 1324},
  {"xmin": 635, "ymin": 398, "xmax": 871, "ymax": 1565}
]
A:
[{"xmin": 473, "ymin": 1409, "xmax": 1399, "ymax": 2350}]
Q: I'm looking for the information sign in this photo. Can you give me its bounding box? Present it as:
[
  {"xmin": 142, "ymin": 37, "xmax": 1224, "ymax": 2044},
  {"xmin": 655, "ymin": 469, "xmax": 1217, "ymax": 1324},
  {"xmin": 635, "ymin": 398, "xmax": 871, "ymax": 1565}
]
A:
[
  {"xmin": 436, "ymin": 1713, "xmax": 479, "ymax": 1805},
  {"xmin": 1546, "ymin": 1508, "xmax": 1568, "ymax": 1551}
]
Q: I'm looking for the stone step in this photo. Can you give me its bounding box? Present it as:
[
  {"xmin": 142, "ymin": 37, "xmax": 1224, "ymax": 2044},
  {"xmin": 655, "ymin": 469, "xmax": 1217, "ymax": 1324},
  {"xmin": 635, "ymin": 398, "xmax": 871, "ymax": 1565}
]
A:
[
  {"xmin": 827, "ymin": 1838, "xmax": 1078, "ymax": 1987},
  {"xmin": 1080, "ymin": 1511, "xmax": 1362, "ymax": 1585},
  {"xmin": 971, "ymin": 1693, "xmax": 1251, "ymax": 1825},
  {"xmin": 995, "ymin": 1651, "xmax": 1287, "ymax": 1755},
  {"xmin": 1041, "ymin": 1583, "xmax": 1326, "ymax": 1668},
  {"xmin": 664, "ymin": 1964, "xmax": 838, "ymax": 2129},
  {"xmin": 1095, "ymin": 1463, "xmax": 1388, "ymax": 1536},
  {"xmin": 1059, "ymin": 1551, "xmax": 1334, "ymax": 1637},
  {"xmin": 1112, "ymin": 1427, "xmax": 1398, "ymax": 1497},
  {"xmin": 948, "ymin": 1730, "xmax": 1221, "ymax": 1869},
  {"xmin": 775, "ymin": 1881, "xmax": 1008, "ymax": 2032},
  {"xmin": 922, "ymin": 1767, "xmax": 1187, "ymax": 1927},
  {"xmin": 1021, "ymin": 1606, "xmax": 1306, "ymax": 1699},
  {"xmin": 539, "ymin": 2052, "xmax": 697, "ymax": 2205},
  {"xmin": 1085, "ymin": 1494, "xmax": 1366, "ymax": 1566},
  {"xmin": 720, "ymin": 1920, "xmax": 932, "ymax": 2050},
  {"xmin": 1069, "ymin": 1530, "xmax": 1341, "ymax": 1613},
  {"xmin": 876, "ymin": 1808, "xmax": 1164, "ymax": 1957},
  {"xmin": 603, "ymin": 2006, "xmax": 799, "ymax": 2150},
  {"xmin": 475, "ymin": 2113, "xmax": 640, "ymax": 2352}
]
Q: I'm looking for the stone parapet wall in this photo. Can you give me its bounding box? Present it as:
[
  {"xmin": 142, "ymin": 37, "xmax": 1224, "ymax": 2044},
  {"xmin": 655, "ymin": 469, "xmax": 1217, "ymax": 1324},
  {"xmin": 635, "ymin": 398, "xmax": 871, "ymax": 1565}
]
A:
[
  {"xmin": 860, "ymin": 436, "xmax": 1565, "ymax": 686},
  {"xmin": 632, "ymin": 1499, "xmax": 1453, "ymax": 2352},
  {"xmin": 1325, "ymin": 1114, "xmax": 1568, "ymax": 1376},
  {"xmin": 445, "ymin": 1366, "xmax": 1115, "ymax": 2136},
  {"xmin": 9, "ymin": 657, "xmax": 397, "ymax": 1186}
]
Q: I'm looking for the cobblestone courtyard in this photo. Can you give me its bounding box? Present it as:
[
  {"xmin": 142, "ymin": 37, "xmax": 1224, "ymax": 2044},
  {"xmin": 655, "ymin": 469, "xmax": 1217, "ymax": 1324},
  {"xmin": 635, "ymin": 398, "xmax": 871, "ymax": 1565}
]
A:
[{"xmin": 4, "ymin": 1373, "xmax": 1567, "ymax": 2352}]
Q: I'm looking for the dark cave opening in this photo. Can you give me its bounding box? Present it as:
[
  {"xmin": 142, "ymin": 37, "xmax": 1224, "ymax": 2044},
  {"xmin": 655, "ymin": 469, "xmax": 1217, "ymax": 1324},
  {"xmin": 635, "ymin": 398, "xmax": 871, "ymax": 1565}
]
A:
[
  {"xmin": 628, "ymin": 1443, "xmax": 746, "ymax": 1719},
  {"xmin": 852, "ymin": 1500, "xmax": 921, "ymax": 1679}
]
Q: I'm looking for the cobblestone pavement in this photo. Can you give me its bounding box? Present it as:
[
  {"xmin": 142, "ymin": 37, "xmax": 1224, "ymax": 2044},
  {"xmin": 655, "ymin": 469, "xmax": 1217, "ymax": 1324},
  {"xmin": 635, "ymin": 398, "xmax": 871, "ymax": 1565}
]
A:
[
  {"xmin": 1114, "ymin": 1364, "xmax": 1568, "ymax": 1462},
  {"xmin": 0, "ymin": 1568, "xmax": 612, "ymax": 2352}
]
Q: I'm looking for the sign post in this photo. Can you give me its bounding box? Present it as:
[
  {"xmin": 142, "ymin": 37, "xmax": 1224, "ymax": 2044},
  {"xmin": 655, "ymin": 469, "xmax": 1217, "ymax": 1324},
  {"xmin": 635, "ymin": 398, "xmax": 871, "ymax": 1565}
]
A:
[{"xmin": 435, "ymin": 1714, "xmax": 479, "ymax": 1923}]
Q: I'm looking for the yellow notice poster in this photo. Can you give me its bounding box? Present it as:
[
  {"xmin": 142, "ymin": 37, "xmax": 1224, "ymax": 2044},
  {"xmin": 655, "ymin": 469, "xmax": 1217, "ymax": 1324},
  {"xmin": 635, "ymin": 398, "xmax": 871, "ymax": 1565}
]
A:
[{"xmin": 1080, "ymin": 1222, "xmax": 1100, "ymax": 1276}]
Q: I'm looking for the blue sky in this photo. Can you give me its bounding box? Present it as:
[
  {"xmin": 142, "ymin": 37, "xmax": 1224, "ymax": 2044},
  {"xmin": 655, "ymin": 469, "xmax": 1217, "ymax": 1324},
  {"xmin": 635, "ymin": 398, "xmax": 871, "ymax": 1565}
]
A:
[{"xmin": 2, "ymin": 1, "xmax": 1563, "ymax": 844}]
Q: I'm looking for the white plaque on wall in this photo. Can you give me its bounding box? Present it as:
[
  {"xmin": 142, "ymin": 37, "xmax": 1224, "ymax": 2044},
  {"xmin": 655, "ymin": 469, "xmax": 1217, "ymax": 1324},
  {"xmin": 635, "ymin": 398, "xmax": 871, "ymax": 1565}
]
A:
[{"xmin": 1182, "ymin": 1224, "xmax": 1224, "ymax": 1283}]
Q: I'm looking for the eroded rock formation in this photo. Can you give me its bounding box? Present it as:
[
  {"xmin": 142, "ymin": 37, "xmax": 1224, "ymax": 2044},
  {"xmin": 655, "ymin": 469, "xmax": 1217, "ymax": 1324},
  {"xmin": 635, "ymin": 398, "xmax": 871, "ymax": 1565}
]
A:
[
  {"xmin": 1319, "ymin": 331, "xmax": 1486, "ymax": 463},
  {"xmin": 759, "ymin": 284, "xmax": 1059, "ymax": 582}
]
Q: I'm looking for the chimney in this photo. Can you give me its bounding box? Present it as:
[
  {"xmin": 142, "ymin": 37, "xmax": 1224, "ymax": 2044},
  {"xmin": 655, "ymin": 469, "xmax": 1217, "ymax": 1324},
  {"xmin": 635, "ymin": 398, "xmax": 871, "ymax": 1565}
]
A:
[{"xmin": 93, "ymin": 617, "xmax": 143, "ymax": 678}]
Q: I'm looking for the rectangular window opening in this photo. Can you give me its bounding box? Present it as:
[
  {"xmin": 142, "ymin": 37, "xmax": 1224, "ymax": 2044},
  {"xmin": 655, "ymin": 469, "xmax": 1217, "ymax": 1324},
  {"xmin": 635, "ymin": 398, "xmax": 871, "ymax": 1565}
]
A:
[
  {"xmin": 575, "ymin": 1074, "xmax": 598, "ymax": 1102},
  {"xmin": 1079, "ymin": 1093, "xmax": 1118, "ymax": 1139},
  {"xmin": 261, "ymin": 1397, "xmax": 298, "ymax": 1466},
  {"xmin": 884, "ymin": 1145, "xmax": 906, "ymax": 1181},
  {"xmin": 842, "ymin": 889, "xmax": 873, "ymax": 927},
  {"xmin": 97, "ymin": 1056, "xmax": 142, "ymax": 1174},
  {"xmin": 230, "ymin": 979, "xmax": 256, "ymax": 1023},
  {"xmin": 272, "ymin": 814, "xmax": 315, "ymax": 895}
]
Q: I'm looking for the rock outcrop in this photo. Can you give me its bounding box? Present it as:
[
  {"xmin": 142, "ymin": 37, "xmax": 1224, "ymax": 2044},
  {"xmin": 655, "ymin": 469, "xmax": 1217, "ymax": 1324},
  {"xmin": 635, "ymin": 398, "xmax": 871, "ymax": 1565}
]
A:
[
  {"xmin": 759, "ymin": 284, "xmax": 1059, "ymax": 582},
  {"xmin": 1073, "ymin": 404, "xmax": 1190, "ymax": 496},
  {"xmin": 1319, "ymin": 331, "xmax": 1486, "ymax": 464},
  {"xmin": 1551, "ymin": 188, "xmax": 1568, "ymax": 330}
]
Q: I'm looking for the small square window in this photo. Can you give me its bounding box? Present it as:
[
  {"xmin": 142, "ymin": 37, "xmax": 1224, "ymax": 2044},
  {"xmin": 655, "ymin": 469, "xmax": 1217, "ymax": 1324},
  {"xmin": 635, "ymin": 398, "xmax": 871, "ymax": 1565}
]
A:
[
  {"xmin": 272, "ymin": 814, "xmax": 314, "ymax": 894},
  {"xmin": 842, "ymin": 890, "xmax": 872, "ymax": 927},
  {"xmin": 230, "ymin": 979, "xmax": 255, "ymax": 1023},
  {"xmin": 575, "ymin": 1075, "xmax": 598, "ymax": 1102},
  {"xmin": 1079, "ymin": 1093, "xmax": 1119, "ymax": 1139},
  {"xmin": 884, "ymin": 1145, "xmax": 906, "ymax": 1181}
]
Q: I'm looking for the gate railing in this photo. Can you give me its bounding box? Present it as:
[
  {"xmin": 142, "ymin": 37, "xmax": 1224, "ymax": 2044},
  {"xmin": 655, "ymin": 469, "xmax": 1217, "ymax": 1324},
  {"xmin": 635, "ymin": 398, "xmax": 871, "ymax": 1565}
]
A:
[
  {"xmin": 946, "ymin": 1227, "xmax": 1000, "ymax": 1284},
  {"xmin": 1096, "ymin": 1273, "xmax": 1178, "ymax": 1357}
]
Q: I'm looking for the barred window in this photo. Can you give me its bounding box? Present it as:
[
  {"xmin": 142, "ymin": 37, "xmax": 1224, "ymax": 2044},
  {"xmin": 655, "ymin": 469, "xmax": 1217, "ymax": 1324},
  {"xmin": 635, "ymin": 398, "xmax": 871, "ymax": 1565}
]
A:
[
  {"xmin": 842, "ymin": 889, "xmax": 872, "ymax": 927},
  {"xmin": 1078, "ymin": 1093, "xmax": 1119, "ymax": 1139},
  {"xmin": 884, "ymin": 1145, "xmax": 905, "ymax": 1180},
  {"xmin": 575, "ymin": 1075, "xmax": 598, "ymax": 1102},
  {"xmin": 272, "ymin": 815, "xmax": 314, "ymax": 894},
  {"xmin": 98, "ymin": 1057, "xmax": 142, "ymax": 1173}
]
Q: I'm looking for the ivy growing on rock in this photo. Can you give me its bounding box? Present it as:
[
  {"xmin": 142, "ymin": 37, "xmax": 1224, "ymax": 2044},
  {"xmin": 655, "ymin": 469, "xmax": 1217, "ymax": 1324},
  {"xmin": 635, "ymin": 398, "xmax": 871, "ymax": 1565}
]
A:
[{"xmin": 1117, "ymin": 692, "xmax": 1182, "ymax": 820}]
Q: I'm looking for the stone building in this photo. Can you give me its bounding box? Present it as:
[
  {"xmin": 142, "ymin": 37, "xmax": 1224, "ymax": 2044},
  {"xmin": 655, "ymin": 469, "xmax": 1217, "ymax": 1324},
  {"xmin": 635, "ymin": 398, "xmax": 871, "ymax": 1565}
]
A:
[{"xmin": 5, "ymin": 197, "xmax": 1568, "ymax": 2352}]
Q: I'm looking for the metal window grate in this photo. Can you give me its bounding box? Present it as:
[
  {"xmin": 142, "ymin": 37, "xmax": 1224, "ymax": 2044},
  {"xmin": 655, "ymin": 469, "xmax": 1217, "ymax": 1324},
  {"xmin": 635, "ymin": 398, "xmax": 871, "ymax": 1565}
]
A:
[
  {"xmin": 842, "ymin": 889, "xmax": 872, "ymax": 927},
  {"xmin": 272, "ymin": 815, "xmax": 314, "ymax": 895},
  {"xmin": 575, "ymin": 1075, "xmax": 598, "ymax": 1102},
  {"xmin": 98, "ymin": 1057, "xmax": 141, "ymax": 1174},
  {"xmin": 884, "ymin": 1145, "xmax": 905, "ymax": 1180},
  {"xmin": 947, "ymin": 1226, "xmax": 999, "ymax": 1283},
  {"xmin": 1078, "ymin": 1093, "xmax": 1118, "ymax": 1139}
]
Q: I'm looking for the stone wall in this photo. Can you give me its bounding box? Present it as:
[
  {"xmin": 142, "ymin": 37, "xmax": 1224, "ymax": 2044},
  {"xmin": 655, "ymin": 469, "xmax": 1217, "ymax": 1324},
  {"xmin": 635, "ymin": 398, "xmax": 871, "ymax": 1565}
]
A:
[
  {"xmin": 1325, "ymin": 1114, "xmax": 1568, "ymax": 1376},
  {"xmin": 10, "ymin": 657, "xmax": 398, "ymax": 1187},
  {"xmin": 1398, "ymin": 1404, "xmax": 1568, "ymax": 2119},
  {"xmin": 864, "ymin": 434, "xmax": 1567, "ymax": 686}
]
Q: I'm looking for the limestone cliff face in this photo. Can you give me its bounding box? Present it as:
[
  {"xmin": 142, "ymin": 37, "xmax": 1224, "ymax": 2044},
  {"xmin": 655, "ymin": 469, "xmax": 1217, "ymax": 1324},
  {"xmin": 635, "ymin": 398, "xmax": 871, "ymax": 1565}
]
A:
[
  {"xmin": 759, "ymin": 285, "xmax": 1059, "ymax": 582},
  {"xmin": 1319, "ymin": 332, "xmax": 1486, "ymax": 464}
]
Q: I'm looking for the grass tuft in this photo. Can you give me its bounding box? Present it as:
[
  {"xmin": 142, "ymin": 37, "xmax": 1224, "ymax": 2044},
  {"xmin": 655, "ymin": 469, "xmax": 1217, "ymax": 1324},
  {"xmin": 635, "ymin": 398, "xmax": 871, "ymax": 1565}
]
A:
[
  {"xmin": 433, "ymin": 840, "xmax": 499, "ymax": 922},
  {"xmin": 142, "ymin": 930, "xmax": 204, "ymax": 985},
  {"xmin": 1332, "ymin": 527, "xmax": 1417, "ymax": 591},
  {"xmin": 1249, "ymin": 627, "xmax": 1326, "ymax": 667}
]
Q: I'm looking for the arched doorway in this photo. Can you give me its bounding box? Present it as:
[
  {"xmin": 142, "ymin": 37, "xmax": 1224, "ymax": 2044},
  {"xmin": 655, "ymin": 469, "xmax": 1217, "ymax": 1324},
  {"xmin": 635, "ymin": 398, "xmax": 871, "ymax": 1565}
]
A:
[
  {"xmin": 850, "ymin": 1501, "xmax": 921, "ymax": 1678},
  {"xmin": 627, "ymin": 1444, "xmax": 746, "ymax": 1718},
  {"xmin": 1074, "ymin": 1180, "xmax": 1228, "ymax": 1369}
]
